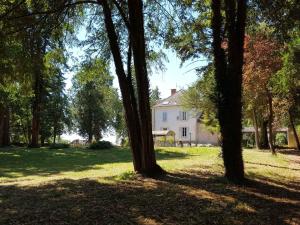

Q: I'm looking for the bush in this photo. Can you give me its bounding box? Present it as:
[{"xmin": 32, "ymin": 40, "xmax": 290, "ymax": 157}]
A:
[
  {"xmin": 89, "ymin": 141, "xmax": 113, "ymax": 150},
  {"xmin": 49, "ymin": 143, "xmax": 70, "ymax": 149},
  {"xmin": 275, "ymin": 133, "xmax": 287, "ymax": 146}
]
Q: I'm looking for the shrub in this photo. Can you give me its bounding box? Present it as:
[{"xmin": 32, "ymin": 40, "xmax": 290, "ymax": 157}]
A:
[
  {"xmin": 89, "ymin": 141, "xmax": 113, "ymax": 150},
  {"xmin": 275, "ymin": 133, "xmax": 287, "ymax": 146},
  {"xmin": 49, "ymin": 143, "xmax": 70, "ymax": 149}
]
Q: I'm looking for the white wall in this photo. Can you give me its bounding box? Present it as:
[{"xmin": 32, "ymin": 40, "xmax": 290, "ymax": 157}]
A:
[
  {"xmin": 152, "ymin": 106, "xmax": 198, "ymax": 142},
  {"xmin": 152, "ymin": 106, "xmax": 219, "ymax": 145}
]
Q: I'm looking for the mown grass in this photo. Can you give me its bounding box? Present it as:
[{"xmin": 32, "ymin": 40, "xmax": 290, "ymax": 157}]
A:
[{"xmin": 0, "ymin": 146, "xmax": 299, "ymax": 224}]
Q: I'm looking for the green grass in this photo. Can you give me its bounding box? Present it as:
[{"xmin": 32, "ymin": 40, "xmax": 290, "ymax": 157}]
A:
[
  {"xmin": 1, "ymin": 147, "xmax": 300, "ymax": 224},
  {"xmin": 0, "ymin": 146, "xmax": 296, "ymax": 185}
]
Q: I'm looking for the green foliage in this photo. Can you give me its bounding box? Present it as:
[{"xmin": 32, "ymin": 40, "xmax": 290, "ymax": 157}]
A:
[
  {"xmin": 181, "ymin": 65, "xmax": 219, "ymax": 133},
  {"xmin": 150, "ymin": 86, "xmax": 161, "ymax": 106},
  {"xmin": 88, "ymin": 141, "xmax": 113, "ymax": 150},
  {"xmin": 72, "ymin": 58, "xmax": 119, "ymax": 142},
  {"xmin": 275, "ymin": 133, "xmax": 288, "ymax": 146}
]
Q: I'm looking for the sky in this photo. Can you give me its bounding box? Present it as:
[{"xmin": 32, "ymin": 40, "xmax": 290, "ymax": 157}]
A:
[{"xmin": 61, "ymin": 28, "xmax": 207, "ymax": 143}]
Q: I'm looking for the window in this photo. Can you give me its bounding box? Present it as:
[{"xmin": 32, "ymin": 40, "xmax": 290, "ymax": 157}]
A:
[
  {"xmin": 181, "ymin": 127, "xmax": 187, "ymax": 138},
  {"xmin": 182, "ymin": 112, "xmax": 187, "ymax": 120},
  {"xmin": 178, "ymin": 111, "xmax": 187, "ymax": 120},
  {"xmin": 162, "ymin": 112, "xmax": 167, "ymax": 121}
]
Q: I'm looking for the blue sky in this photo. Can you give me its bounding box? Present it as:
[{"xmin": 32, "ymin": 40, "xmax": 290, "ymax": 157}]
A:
[{"xmin": 65, "ymin": 47, "xmax": 204, "ymax": 98}]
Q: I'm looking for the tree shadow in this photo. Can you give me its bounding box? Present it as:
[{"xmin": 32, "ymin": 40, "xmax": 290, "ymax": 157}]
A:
[
  {"xmin": 0, "ymin": 147, "xmax": 187, "ymax": 179},
  {"xmin": 277, "ymin": 149, "xmax": 300, "ymax": 156},
  {"xmin": 245, "ymin": 161, "xmax": 300, "ymax": 171},
  {"xmin": 1, "ymin": 169, "xmax": 299, "ymax": 225}
]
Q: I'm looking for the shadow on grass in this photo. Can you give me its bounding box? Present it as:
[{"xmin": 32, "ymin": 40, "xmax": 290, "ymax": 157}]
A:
[
  {"xmin": 245, "ymin": 161, "xmax": 300, "ymax": 171},
  {"xmin": 0, "ymin": 169, "xmax": 299, "ymax": 225},
  {"xmin": 0, "ymin": 147, "xmax": 188, "ymax": 178}
]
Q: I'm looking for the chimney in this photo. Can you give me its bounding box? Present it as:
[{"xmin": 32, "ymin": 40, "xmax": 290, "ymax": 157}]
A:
[{"xmin": 171, "ymin": 89, "xmax": 177, "ymax": 96}]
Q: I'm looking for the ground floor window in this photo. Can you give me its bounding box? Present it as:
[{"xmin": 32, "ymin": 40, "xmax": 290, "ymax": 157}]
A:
[{"xmin": 181, "ymin": 127, "xmax": 187, "ymax": 138}]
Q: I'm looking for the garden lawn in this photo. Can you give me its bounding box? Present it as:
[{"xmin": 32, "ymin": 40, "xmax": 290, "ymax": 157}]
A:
[{"xmin": 0, "ymin": 147, "xmax": 300, "ymax": 224}]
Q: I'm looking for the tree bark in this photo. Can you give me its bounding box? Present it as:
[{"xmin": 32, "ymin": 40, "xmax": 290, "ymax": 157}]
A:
[
  {"xmin": 211, "ymin": 0, "xmax": 246, "ymax": 183},
  {"xmin": 288, "ymin": 109, "xmax": 300, "ymax": 151},
  {"xmin": 100, "ymin": 0, "xmax": 143, "ymax": 172},
  {"xmin": 0, "ymin": 106, "xmax": 10, "ymax": 146},
  {"xmin": 260, "ymin": 120, "xmax": 269, "ymax": 148},
  {"xmin": 267, "ymin": 91, "xmax": 275, "ymax": 154},
  {"xmin": 252, "ymin": 108, "xmax": 260, "ymax": 149},
  {"xmin": 100, "ymin": 0, "xmax": 163, "ymax": 175},
  {"xmin": 29, "ymin": 34, "xmax": 44, "ymax": 148},
  {"xmin": 30, "ymin": 68, "xmax": 42, "ymax": 148},
  {"xmin": 128, "ymin": 0, "xmax": 162, "ymax": 174}
]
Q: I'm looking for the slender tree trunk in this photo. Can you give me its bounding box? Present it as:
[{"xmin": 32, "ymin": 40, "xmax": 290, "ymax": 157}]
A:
[
  {"xmin": 267, "ymin": 91, "xmax": 275, "ymax": 154},
  {"xmin": 41, "ymin": 135, "xmax": 45, "ymax": 146},
  {"xmin": 128, "ymin": 0, "xmax": 162, "ymax": 174},
  {"xmin": 252, "ymin": 108, "xmax": 260, "ymax": 149},
  {"xmin": 88, "ymin": 133, "xmax": 93, "ymax": 143},
  {"xmin": 288, "ymin": 109, "xmax": 300, "ymax": 151},
  {"xmin": 0, "ymin": 105, "xmax": 10, "ymax": 147},
  {"xmin": 100, "ymin": 0, "xmax": 163, "ymax": 174},
  {"xmin": 211, "ymin": 0, "xmax": 246, "ymax": 183}
]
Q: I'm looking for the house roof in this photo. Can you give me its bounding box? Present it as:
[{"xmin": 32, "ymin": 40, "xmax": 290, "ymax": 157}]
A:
[{"xmin": 153, "ymin": 90, "xmax": 184, "ymax": 107}]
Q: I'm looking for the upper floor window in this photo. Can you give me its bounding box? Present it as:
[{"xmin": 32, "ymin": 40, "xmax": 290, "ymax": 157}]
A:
[
  {"xmin": 162, "ymin": 112, "xmax": 167, "ymax": 121},
  {"xmin": 182, "ymin": 111, "xmax": 187, "ymax": 120},
  {"xmin": 178, "ymin": 111, "xmax": 187, "ymax": 120}
]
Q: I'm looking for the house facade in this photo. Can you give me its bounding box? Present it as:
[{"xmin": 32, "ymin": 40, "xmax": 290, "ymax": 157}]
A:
[{"xmin": 152, "ymin": 89, "xmax": 219, "ymax": 145}]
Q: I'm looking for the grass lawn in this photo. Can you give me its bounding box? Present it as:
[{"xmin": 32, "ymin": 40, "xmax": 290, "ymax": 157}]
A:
[{"xmin": 0, "ymin": 146, "xmax": 300, "ymax": 224}]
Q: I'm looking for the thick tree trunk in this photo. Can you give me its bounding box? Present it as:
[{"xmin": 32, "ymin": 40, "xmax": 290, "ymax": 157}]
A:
[
  {"xmin": 288, "ymin": 109, "xmax": 300, "ymax": 151},
  {"xmin": 267, "ymin": 91, "xmax": 275, "ymax": 154},
  {"xmin": 260, "ymin": 120, "xmax": 269, "ymax": 148},
  {"xmin": 252, "ymin": 108, "xmax": 260, "ymax": 149},
  {"xmin": 128, "ymin": 0, "xmax": 162, "ymax": 175},
  {"xmin": 211, "ymin": 0, "xmax": 246, "ymax": 183},
  {"xmin": 30, "ymin": 69, "xmax": 41, "ymax": 148},
  {"xmin": 100, "ymin": 0, "xmax": 143, "ymax": 172},
  {"xmin": 30, "ymin": 35, "xmax": 44, "ymax": 148}
]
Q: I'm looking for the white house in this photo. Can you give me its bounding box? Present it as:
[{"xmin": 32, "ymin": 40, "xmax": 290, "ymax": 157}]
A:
[{"xmin": 152, "ymin": 89, "xmax": 219, "ymax": 145}]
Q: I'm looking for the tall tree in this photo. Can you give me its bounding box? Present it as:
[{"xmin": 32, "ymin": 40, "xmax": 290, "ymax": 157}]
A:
[
  {"xmin": 243, "ymin": 32, "xmax": 282, "ymax": 153},
  {"xmin": 100, "ymin": 0, "xmax": 163, "ymax": 175},
  {"xmin": 211, "ymin": 0, "xmax": 247, "ymax": 182},
  {"xmin": 72, "ymin": 59, "xmax": 116, "ymax": 143}
]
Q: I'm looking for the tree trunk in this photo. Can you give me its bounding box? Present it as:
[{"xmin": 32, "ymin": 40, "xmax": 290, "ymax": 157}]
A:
[
  {"xmin": 260, "ymin": 120, "xmax": 269, "ymax": 148},
  {"xmin": 30, "ymin": 69, "xmax": 41, "ymax": 148},
  {"xmin": 53, "ymin": 125, "xmax": 57, "ymax": 144},
  {"xmin": 88, "ymin": 133, "xmax": 93, "ymax": 143},
  {"xmin": 30, "ymin": 35, "xmax": 44, "ymax": 148},
  {"xmin": 288, "ymin": 109, "xmax": 300, "ymax": 151},
  {"xmin": 252, "ymin": 108, "xmax": 260, "ymax": 149},
  {"xmin": 101, "ymin": 0, "xmax": 142, "ymax": 171},
  {"xmin": 0, "ymin": 106, "xmax": 10, "ymax": 146},
  {"xmin": 128, "ymin": 0, "xmax": 162, "ymax": 175},
  {"xmin": 267, "ymin": 91, "xmax": 275, "ymax": 154},
  {"xmin": 211, "ymin": 0, "xmax": 246, "ymax": 183},
  {"xmin": 41, "ymin": 135, "xmax": 45, "ymax": 146}
]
